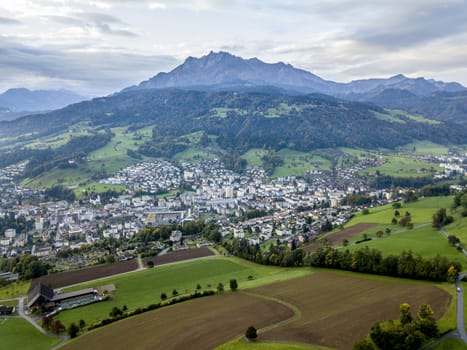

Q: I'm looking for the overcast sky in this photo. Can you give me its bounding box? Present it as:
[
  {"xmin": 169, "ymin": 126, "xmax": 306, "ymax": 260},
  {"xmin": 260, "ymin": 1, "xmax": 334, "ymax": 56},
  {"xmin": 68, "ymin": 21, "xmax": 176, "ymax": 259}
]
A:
[{"xmin": 0, "ymin": 0, "xmax": 466, "ymax": 96}]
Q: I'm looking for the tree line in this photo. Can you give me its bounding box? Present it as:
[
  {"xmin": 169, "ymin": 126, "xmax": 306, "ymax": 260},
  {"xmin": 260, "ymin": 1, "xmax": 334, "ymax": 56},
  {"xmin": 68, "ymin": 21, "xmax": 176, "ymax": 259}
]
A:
[{"xmin": 225, "ymin": 238, "xmax": 461, "ymax": 282}]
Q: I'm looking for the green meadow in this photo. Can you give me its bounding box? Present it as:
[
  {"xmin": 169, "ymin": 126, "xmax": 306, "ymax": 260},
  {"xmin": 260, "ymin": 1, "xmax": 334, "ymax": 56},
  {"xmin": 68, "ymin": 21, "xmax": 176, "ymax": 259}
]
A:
[
  {"xmin": 359, "ymin": 155, "xmax": 441, "ymax": 177},
  {"xmin": 0, "ymin": 318, "xmax": 61, "ymax": 350}
]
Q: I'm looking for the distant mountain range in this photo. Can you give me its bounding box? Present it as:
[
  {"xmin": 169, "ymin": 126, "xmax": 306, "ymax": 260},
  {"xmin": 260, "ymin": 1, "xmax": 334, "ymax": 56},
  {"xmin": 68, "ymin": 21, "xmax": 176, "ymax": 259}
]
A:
[
  {"xmin": 1, "ymin": 51, "xmax": 467, "ymax": 179},
  {"xmin": 0, "ymin": 88, "xmax": 88, "ymax": 120},
  {"xmin": 127, "ymin": 51, "xmax": 466, "ymax": 98}
]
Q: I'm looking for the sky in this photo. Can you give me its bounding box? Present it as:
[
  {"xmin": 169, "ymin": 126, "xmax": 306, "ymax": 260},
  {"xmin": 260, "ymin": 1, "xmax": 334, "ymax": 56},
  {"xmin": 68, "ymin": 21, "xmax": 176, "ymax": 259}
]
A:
[{"xmin": 0, "ymin": 0, "xmax": 466, "ymax": 96}]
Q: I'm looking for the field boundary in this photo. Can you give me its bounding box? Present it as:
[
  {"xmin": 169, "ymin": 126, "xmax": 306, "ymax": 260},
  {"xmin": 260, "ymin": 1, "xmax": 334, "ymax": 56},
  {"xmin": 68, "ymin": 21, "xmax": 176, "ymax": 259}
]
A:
[{"xmin": 239, "ymin": 290, "xmax": 301, "ymax": 333}]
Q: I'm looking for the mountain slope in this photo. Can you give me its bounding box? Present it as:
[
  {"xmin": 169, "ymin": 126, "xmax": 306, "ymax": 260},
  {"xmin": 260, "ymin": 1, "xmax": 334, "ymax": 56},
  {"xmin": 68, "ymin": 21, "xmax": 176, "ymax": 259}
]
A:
[
  {"xmin": 0, "ymin": 88, "xmax": 88, "ymax": 113},
  {"xmin": 126, "ymin": 51, "xmax": 465, "ymax": 98}
]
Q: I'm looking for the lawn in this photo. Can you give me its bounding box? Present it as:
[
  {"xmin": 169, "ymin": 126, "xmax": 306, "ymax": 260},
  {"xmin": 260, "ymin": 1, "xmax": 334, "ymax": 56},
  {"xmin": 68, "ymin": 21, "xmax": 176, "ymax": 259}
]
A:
[
  {"xmin": 0, "ymin": 318, "xmax": 61, "ymax": 350},
  {"xmin": 431, "ymin": 338, "xmax": 467, "ymax": 350},
  {"xmin": 55, "ymin": 257, "xmax": 311, "ymax": 327},
  {"xmin": 252, "ymin": 271, "xmax": 452, "ymax": 350}
]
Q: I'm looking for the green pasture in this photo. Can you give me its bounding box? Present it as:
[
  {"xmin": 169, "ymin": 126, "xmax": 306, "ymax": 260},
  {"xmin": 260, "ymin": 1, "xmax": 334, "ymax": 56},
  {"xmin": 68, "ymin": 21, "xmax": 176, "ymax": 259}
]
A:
[
  {"xmin": 216, "ymin": 340, "xmax": 328, "ymax": 350},
  {"xmin": 399, "ymin": 141, "xmax": 449, "ymax": 156},
  {"xmin": 350, "ymin": 196, "xmax": 453, "ymax": 226},
  {"xmin": 360, "ymin": 155, "xmax": 440, "ymax": 177},
  {"xmin": 21, "ymin": 166, "xmax": 92, "ymax": 188},
  {"xmin": 241, "ymin": 149, "xmax": 268, "ymax": 167},
  {"xmin": 0, "ymin": 318, "xmax": 61, "ymax": 350},
  {"xmin": 273, "ymin": 149, "xmax": 331, "ymax": 177},
  {"xmin": 345, "ymin": 226, "xmax": 464, "ymax": 262},
  {"xmin": 87, "ymin": 127, "xmax": 151, "ymax": 171},
  {"xmin": 173, "ymin": 147, "xmax": 217, "ymax": 163},
  {"xmin": 55, "ymin": 257, "xmax": 311, "ymax": 327},
  {"xmin": 0, "ymin": 280, "xmax": 31, "ymax": 299}
]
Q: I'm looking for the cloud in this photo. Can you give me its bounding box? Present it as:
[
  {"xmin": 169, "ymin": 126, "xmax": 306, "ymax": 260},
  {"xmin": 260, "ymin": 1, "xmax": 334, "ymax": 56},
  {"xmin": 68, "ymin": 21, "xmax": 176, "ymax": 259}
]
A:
[
  {"xmin": 0, "ymin": 16, "xmax": 21, "ymax": 25},
  {"xmin": 0, "ymin": 37, "xmax": 178, "ymax": 95},
  {"xmin": 48, "ymin": 11, "xmax": 139, "ymax": 37},
  {"xmin": 352, "ymin": 1, "xmax": 467, "ymax": 49}
]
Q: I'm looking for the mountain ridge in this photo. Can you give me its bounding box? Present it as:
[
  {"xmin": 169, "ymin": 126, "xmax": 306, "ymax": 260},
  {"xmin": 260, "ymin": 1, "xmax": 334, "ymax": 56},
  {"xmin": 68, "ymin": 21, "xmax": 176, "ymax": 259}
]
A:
[{"xmin": 125, "ymin": 51, "xmax": 465, "ymax": 97}]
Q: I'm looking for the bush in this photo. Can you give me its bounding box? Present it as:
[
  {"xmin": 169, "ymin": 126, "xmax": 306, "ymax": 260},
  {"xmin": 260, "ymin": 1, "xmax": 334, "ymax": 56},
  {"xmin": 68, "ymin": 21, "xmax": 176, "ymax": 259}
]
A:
[{"xmin": 245, "ymin": 326, "xmax": 257, "ymax": 340}]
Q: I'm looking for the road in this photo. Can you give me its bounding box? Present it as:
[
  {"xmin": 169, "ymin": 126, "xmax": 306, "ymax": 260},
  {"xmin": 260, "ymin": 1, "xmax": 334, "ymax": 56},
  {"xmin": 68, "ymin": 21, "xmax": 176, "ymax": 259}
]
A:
[{"xmin": 456, "ymin": 272, "xmax": 467, "ymax": 343}]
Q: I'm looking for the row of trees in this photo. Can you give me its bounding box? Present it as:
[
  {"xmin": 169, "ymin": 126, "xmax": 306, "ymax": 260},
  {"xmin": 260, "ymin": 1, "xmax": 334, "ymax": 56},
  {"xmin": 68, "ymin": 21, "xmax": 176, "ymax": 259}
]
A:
[
  {"xmin": 310, "ymin": 244, "xmax": 460, "ymax": 282},
  {"xmin": 224, "ymin": 239, "xmax": 306, "ymax": 268}
]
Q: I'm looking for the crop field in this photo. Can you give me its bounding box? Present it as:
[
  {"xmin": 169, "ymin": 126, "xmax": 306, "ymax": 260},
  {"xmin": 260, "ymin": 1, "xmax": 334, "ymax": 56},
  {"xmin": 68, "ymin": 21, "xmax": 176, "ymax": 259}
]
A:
[
  {"xmin": 61, "ymin": 292, "xmax": 293, "ymax": 350},
  {"xmin": 31, "ymin": 259, "xmax": 138, "ymax": 290},
  {"xmin": 143, "ymin": 246, "xmax": 214, "ymax": 265},
  {"xmin": 321, "ymin": 223, "xmax": 377, "ymax": 245},
  {"xmin": 55, "ymin": 257, "xmax": 310, "ymax": 326},
  {"xmin": 252, "ymin": 272, "xmax": 452, "ymax": 350},
  {"xmin": 0, "ymin": 318, "xmax": 61, "ymax": 350}
]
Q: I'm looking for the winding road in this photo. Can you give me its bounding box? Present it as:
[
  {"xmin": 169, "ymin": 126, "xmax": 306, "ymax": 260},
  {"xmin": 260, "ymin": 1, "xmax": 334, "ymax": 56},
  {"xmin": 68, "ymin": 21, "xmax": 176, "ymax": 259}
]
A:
[{"xmin": 456, "ymin": 272, "xmax": 467, "ymax": 343}]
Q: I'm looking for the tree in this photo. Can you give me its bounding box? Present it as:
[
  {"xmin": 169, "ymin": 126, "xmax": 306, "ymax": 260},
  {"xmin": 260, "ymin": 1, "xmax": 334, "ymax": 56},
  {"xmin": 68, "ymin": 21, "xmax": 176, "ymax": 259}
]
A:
[
  {"xmin": 362, "ymin": 208, "xmax": 370, "ymax": 215},
  {"xmin": 196, "ymin": 283, "xmax": 202, "ymax": 290},
  {"xmin": 53, "ymin": 320, "xmax": 65, "ymax": 334},
  {"xmin": 217, "ymin": 282, "xmax": 224, "ymax": 293},
  {"xmin": 147, "ymin": 261, "xmax": 154, "ymax": 268},
  {"xmin": 68, "ymin": 322, "xmax": 80, "ymax": 338},
  {"xmin": 172, "ymin": 288, "xmax": 178, "ymax": 297},
  {"xmin": 109, "ymin": 306, "xmax": 123, "ymax": 318},
  {"xmin": 245, "ymin": 326, "xmax": 257, "ymax": 340},
  {"xmin": 385, "ymin": 228, "xmax": 391, "ymax": 236},
  {"xmin": 41, "ymin": 316, "xmax": 53, "ymax": 331},
  {"xmin": 400, "ymin": 303, "xmax": 413, "ymax": 325},
  {"xmin": 160, "ymin": 292, "xmax": 167, "ymax": 300},
  {"xmin": 447, "ymin": 264, "xmax": 459, "ymax": 283},
  {"xmin": 79, "ymin": 319, "xmax": 86, "ymax": 331},
  {"xmin": 229, "ymin": 279, "xmax": 238, "ymax": 291},
  {"xmin": 375, "ymin": 230, "xmax": 383, "ymax": 238}
]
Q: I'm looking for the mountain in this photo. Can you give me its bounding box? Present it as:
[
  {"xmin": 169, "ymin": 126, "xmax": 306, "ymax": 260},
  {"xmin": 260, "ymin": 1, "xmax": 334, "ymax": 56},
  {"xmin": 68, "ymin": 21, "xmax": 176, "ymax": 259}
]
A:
[
  {"xmin": 126, "ymin": 51, "xmax": 465, "ymax": 98},
  {"xmin": 127, "ymin": 51, "xmax": 340, "ymax": 94},
  {"xmin": 0, "ymin": 88, "xmax": 88, "ymax": 113}
]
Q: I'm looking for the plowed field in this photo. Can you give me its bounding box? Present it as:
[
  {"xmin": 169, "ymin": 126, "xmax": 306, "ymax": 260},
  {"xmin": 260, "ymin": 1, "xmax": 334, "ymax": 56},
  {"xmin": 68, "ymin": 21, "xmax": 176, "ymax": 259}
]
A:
[
  {"xmin": 252, "ymin": 272, "xmax": 451, "ymax": 350},
  {"xmin": 61, "ymin": 293, "xmax": 293, "ymax": 350}
]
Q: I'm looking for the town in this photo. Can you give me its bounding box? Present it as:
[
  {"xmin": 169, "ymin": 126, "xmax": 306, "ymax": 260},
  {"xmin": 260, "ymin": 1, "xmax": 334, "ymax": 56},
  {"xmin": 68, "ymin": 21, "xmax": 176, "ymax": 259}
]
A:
[{"xmin": 0, "ymin": 150, "xmax": 466, "ymax": 273}]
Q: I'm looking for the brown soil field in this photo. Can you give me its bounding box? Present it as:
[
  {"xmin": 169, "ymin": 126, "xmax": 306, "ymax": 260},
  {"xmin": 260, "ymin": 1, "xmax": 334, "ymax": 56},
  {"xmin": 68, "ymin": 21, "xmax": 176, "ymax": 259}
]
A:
[
  {"xmin": 324, "ymin": 222, "xmax": 378, "ymax": 245},
  {"xmin": 30, "ymin": 260, "xmax": 138, "ymax": 290},
  {"xmin": 61, "ymin": 292, "xmax": 293, "ymax": 350},
  {"xmin": 144, "ymin": 247, "xmax": 214, "ymax": 266},
  {"xmin": 252, "ymin": 272, "xmax": 451, "ymax": 350}
]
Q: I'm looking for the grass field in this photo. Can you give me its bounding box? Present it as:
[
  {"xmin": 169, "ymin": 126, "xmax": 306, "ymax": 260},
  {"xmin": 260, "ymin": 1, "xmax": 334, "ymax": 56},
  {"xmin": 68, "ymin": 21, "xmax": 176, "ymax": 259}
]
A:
[
  {"xmin": 0, "ymin": 280, "xmax": 31, "ymax": 299},
  {"xmin": 216, "ymin": 340, "xmax": 329, "ymax": 350},
  {"xmin": 173, "ymin": 147, "xmax": 217, "ymax": 163},
  {"xmin": 345, "ymin": 226, "xmax": 464, "ymax": 262},
  {"xmin": 360, "ymin": 155, "xmax": 440, "ymax": 177},
  {"xmin": 398, "ymin": 141, "xmax": 449, "ymax": 156},
  {"xmin": 323, "ymin": 196, "xmax": 467, "ymax": 262},
  {"xmin": 252, "ymin": 271, "xmax": 452, "ymax": 350},
  {"xmin": 61, "ymin": 292, "xmax": 293, "ymax": 350},
  {"xmin": 431, "ymin": 338, "xmax": 467, "ymax": 350},
  {"xmin": 273, "ymin": 149, "xmax": 331, "ymax": 177},
  {"xmin": 55, "ymin": 257, "xmax": 311, "ymax": 327},
  {"xmin": 0, "ymin": 318, "xmax": 61, "ymax": 350}
]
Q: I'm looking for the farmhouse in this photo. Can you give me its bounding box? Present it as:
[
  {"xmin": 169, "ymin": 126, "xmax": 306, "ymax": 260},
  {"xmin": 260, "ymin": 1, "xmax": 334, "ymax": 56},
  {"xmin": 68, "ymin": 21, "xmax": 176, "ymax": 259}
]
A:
[{"xmin": 27, "ymin": 283, "xmax": 99, "ymax": 310}]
